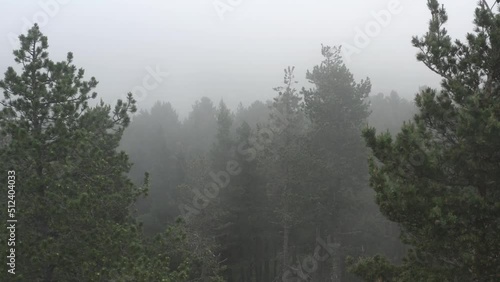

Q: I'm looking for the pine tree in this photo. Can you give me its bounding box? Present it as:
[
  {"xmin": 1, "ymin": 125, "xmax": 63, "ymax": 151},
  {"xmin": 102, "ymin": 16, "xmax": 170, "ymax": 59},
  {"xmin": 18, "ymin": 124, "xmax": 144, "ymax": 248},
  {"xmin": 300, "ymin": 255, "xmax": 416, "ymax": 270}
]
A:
[
  {"xmin": 0, "ymin": 24, "xmax": 190, "ymax": 281},
  {"xmin": 354, "ymin": 1, "xmax": 500, "ymax": 280},
  {"xmin": 301, "ymin": 45, "xmax": 372, "ymax": 281},
  {"xmin": 183, "ymin": 97, "xmax": 218, "ymax": 157},
  {"xmin": 259, "ymin": 66, "xmax": 313, "ymax": 280},
  {"xmin": 211, "ymin": 100, "xmax": 234, "ymax": 170}
]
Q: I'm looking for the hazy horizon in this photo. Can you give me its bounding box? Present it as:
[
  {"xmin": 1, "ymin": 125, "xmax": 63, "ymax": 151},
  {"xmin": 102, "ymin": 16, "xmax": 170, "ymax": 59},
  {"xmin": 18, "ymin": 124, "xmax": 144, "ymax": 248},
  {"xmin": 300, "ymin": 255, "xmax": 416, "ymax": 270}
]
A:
[{"xmin": 1, "ymin": 0, "xmax": 478, "ymax": 118}]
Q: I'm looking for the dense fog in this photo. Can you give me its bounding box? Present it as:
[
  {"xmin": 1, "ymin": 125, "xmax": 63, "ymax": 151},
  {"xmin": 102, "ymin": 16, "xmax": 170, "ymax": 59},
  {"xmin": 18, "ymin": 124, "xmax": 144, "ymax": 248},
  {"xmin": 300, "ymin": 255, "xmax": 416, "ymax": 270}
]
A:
[
  {"xmin": 0, "ymin": 0, "xmax": 478, "ymax": 115},
  {"xmin": 1, "ymin": 1, "xmax": 499, "ymax": 281}
]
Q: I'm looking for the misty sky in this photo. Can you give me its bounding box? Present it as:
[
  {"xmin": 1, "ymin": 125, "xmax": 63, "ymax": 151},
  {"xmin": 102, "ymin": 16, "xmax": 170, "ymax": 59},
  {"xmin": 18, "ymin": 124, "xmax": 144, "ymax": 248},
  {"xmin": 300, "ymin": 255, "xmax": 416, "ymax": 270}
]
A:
[{"xmin": 0, "ymin": 0, "xmax": 479, "ymax": 117}]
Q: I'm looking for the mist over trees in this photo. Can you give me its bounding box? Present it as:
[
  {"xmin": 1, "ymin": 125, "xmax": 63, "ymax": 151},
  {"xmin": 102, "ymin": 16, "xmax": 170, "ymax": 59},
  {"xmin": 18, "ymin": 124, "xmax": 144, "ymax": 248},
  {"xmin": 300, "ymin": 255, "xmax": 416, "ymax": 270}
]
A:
[{"xmin": 1, "ymin": 0, "xmax": 499, "ymax": 281}]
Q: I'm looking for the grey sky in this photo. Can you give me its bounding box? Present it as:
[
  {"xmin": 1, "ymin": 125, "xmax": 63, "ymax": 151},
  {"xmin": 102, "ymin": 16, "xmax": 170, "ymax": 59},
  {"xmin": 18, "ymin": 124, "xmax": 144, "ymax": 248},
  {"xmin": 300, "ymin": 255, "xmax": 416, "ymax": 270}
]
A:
[{"xmin": 0, "ymin": 0, "xmax": 479, "ymax": 117}]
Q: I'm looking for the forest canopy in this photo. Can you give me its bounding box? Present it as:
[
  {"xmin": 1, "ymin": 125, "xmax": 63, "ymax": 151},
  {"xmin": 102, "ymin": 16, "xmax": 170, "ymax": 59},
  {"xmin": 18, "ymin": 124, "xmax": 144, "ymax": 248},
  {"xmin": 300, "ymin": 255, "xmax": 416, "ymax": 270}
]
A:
[{"xmin": 0, "ymin": 0, "xmax": 499, "ymax": 281}]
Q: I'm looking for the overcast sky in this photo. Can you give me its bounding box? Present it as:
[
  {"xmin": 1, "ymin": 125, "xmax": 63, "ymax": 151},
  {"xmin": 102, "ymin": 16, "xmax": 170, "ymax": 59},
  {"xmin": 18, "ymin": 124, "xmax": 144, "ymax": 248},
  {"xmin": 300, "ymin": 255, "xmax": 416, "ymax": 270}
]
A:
[{"xmin": 0, "ymin": 0, "xmax": 479, "ymax": 117}]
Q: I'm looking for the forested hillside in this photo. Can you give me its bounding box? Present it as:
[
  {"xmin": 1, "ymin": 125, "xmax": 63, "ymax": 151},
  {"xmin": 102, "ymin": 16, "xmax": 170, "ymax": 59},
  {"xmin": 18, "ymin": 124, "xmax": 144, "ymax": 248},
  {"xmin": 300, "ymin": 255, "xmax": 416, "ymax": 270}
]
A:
[{"xmin": 0, "ymin": 0, "xmax": 498, "ymax": 281}]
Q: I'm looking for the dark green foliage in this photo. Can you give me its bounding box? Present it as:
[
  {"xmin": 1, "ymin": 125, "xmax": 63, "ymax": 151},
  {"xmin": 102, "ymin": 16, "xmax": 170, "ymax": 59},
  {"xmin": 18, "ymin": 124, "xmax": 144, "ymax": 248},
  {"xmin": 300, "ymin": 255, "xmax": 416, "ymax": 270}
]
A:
[
  {"xmin": 355, "ymin": 1, "xmax": 500, "ymax": 281},
  {"xmin": 0, "ymin": 9, "xmax": 473, "ymax": 281},
  {"xmin": 0, "ymin": 25, "xmax": 193, "ymax": 281}
]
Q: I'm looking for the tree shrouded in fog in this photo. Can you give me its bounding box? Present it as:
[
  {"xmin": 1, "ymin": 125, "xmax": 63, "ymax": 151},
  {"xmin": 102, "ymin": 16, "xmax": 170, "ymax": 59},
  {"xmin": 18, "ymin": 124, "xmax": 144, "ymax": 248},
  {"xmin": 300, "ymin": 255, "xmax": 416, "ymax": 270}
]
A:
[
  {"xmin": 116, "ymin": 47, "xmax": 407, "ymax": 281},
  {"xmin": 367, "ymin": 91, "xmax": 417, "ymax": 136}
]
